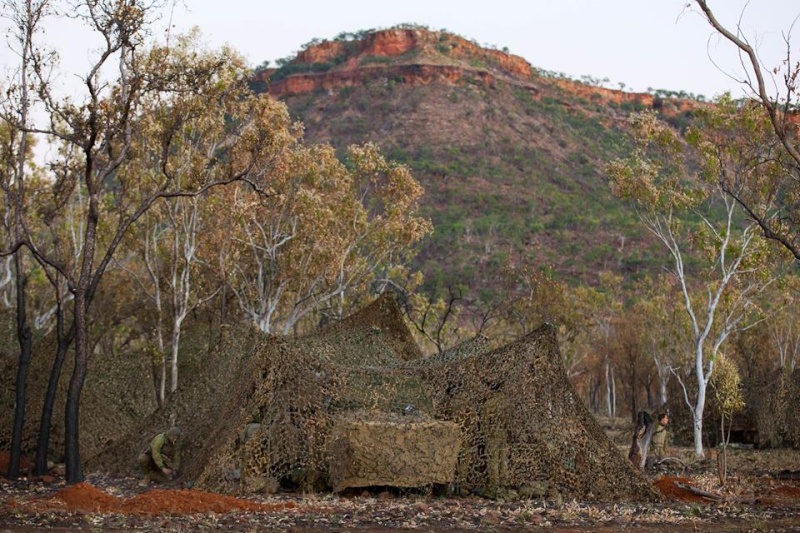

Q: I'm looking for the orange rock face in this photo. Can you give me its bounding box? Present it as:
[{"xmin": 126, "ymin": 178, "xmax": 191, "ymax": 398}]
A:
[
  {"xmin": 296, "ymin": 41, "xmax": 347, "ymax": 64},
  {"xmin": 264, "ymin": 26, "xmax": 697, "ymax": 119},
  {"xmin": 553, "ymin": 79, "xmax": 655, "ymax": 107},
  {"xmin": 361, "ymin": 29, "xmax": 420, "ymax": 57},
  {"xmin": 267, "ymin": 28, "xmax": 533, "ymax": 98}
]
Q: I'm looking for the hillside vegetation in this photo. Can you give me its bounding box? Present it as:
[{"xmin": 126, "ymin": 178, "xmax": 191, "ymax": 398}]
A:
[{"xmin": 258, "ymin": 26, "xmax": 700, "ymax": 289}]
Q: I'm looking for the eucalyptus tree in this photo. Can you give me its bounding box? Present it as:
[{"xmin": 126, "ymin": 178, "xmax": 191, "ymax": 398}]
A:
[
  {"xmin": 607, "ymin": 109, "xmax": 783, "ymax": 457},
  {"xmin": 124, "ymin": 193, "xmax": 211, "ymax": 406},
  {"xmin": 570, "ymin": 273, "xmax": 624, "ymax": 417},
  {"xmin": 626, "ymin": 274, "xmax": 695, "ymax": 407},
  {"xmin": 761, "ymin": 277, "xmax": 800, "ymax": 371},
  {"xmin": 220, "ymin": 143, "xmax": 431, "ymax": 335},
  {"xmin": 0, "ymin": 0, "xmax": 300, "ymax": 483},
  {"xmin": 0, "ymin": 0, "xmax": 49, "ymax": 479}
]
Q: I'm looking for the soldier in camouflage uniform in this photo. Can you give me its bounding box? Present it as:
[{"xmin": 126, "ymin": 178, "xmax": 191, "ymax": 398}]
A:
[
  {"xmin": 650, "ymin": 412, "xmax": 669, "ymax": 460},
  {"xmin": 138, "ymin": 427, "xmax": 182, "ymax": 484}
]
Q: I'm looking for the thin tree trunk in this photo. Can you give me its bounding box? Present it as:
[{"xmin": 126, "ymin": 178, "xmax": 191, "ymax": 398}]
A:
[
  {"xmin": 169, "ymin": 322, "xmax": 182, "ymax": 393},
  {"xmin": 605, "ymin": 361, "xmax": 613, "ymax": 418},
  {"xmin": 7, "ymin": 0, "xmax": 34, "ymax": 480},
  {"xmin": 629, "ymin": 368, "xmax": 638, "ymax": 423},
  {"xmin": 159, "ymin": 354, "xmax": 167, "ymax": 404},
  {"xmin": 8, "ymin": 254, "xmax": 32, "ymax": 478},
  {"xmin": 64, "ymin": 289, "xmax": 89, "ymax": 483},
  {"xmin": 610, "ymin": 365, "xmax": 617, "ymax": 418},
  {"xmin": 693, "ymin": 376, "xmax": 707, "ymax": 457},
  {"xmin": 34, "ymin": 309, "xmax": 73, "ymax": 476}
]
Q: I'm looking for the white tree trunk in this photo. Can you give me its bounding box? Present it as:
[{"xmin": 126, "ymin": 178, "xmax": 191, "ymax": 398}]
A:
[
  {"xmin": 693, "ymin": 373, "xmax": 707, "ymax": 457},
  {"xmin": 654, "ymin": 356, "xmax": 670, "ymax": 406},
  {"xmin": 170, "ymin": 323, "xmax": 181, "ymax": 393},
  {"xmin": 605, "ymin": 361, "xmax": 614, "ymax": 418}
]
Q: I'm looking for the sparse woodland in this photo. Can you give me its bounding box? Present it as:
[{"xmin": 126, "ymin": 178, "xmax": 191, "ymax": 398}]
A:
[{"xmin": 1, "ymin": 0, "xmax": 800, "ymax": 512}]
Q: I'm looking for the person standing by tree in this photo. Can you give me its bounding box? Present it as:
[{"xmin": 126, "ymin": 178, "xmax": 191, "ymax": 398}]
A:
[{"xmin": 650, "ymin": 412, "xmax": 670, "ymax": 461}]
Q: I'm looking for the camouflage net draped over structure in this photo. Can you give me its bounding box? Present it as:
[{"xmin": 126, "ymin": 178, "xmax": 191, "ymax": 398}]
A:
[
  {"xmin": 88, "ymin": 325, "xmax": 269, "ymax": 479},
  {"xmin": 420, "ymin": 328, "xmax": 656, "ymax": 500},
  {"xmin": 64, "ymin": 295, "xmax": 659, "ymax": 501},
  {"xmin": 94, "ymin": 293, "xmax": 657, "ymax": 502}
]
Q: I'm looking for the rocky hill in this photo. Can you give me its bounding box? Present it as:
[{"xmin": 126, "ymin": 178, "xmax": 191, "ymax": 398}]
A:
[{"xmin": 256, "ymin": 26, "xmax": 700, "ymax": 289}]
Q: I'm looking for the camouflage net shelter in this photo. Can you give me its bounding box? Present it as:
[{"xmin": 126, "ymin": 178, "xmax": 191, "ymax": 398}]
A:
[
  {"xmin": 92, "ymin": 293, "xmax": 658, "ymax": 502},
  {"xmin": 746, "ymin": 368, "xmax": 800, "ymax": 449}
]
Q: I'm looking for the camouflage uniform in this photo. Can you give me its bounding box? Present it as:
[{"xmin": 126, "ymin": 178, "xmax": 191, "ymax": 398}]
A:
[
  {"xmin": 650, "ymin": 421, "xmax": 669, "ymax": 459},
  {"xmin": 138, "ymin": 428, "xmax": 182, "ymax": 483}
]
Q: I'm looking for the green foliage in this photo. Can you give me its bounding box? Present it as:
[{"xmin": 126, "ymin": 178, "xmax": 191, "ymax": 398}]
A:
[
  {"xmin": 360, "ymin": 55, "xmax": 395, "ymax": 65},
  {"xmin": 270, "ymin": 55, "xmax": 347, "ymax": 83},
  {"xmin": 647, "ymin": 87, "xmax": 708, "ymax": 103}
]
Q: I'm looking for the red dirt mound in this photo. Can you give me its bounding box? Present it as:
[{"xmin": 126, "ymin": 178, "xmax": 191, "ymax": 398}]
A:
[
  {"xmin": 654, "ymin": 476, "xmax": 713, "ymax": 503},
  {"xmin": 14, "ymin": 482, "xmax": 296, "ymax": 515}
]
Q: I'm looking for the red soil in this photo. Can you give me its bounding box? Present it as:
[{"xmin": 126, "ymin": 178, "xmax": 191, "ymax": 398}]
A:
[
  {"xmin": 13, "ymin": 482, "xmax": 296, "ymax": 515},
  {"xmin": 654, "ymin": 476, "xmax": 712, "ymax": 503},
  {"xmin": 770, "ymin": 484, "xmax": 800, "ymax": 498}
]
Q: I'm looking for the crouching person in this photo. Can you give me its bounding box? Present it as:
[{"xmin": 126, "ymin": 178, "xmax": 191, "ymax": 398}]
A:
[{"xmin": 138, "ymin": 426, "xmax": 182, "ymax": 485}]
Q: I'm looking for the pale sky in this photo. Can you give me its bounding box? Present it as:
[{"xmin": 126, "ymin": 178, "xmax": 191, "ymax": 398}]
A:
[
  {"xmin": 166, "ymin": 0, "xmax": 798, "ymax": 99},
  {"xmin": 1, "ymin": 0, "xmax": 798, "ymax": 100}
]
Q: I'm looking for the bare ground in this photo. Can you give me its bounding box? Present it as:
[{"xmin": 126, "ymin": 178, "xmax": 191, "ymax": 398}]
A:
[{"xmin": 3, "ymin": 446, "xmax": 800, "ymax": 532}]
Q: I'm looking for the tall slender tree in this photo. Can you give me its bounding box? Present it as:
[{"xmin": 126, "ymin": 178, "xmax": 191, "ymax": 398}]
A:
[
  {"xmin": 0, "ymin": 0, "xmax": 49, "ymax": 478},
  {"xmin": 608, "ymin": 110, "xmax": 782, "ymax": 456}
]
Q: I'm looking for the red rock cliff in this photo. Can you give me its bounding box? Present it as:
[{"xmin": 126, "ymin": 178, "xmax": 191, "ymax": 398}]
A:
[
  {"xmin": 263, "ymin": 27, "xmax": 694, "ymax": 116},
  {"xmin": 267, "ymin": 28, "xmax": 533, "ymax": 97}
]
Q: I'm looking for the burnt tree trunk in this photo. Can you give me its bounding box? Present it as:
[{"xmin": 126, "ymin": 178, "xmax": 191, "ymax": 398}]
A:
[
  {"xmin": 33, "ymin": 303, "xmax": 73, "ymax": 476},
  {"xmin": 64, "ymin": 289, "xmax": 89, "ymax": 484},
  {"xmin": 8, "ymin": 253, "xmax": 31, "ymax": 479}
]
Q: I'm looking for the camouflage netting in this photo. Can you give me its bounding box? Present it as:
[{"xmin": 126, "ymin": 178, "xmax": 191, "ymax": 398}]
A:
[
  {"xmin": 747, "ymin": 368, "xmax": 800, "ymax": 449},
  {"xmin": 92, "ymin": 293, "xmax": 658, "ymax": 502},
  {"xmin": 2, "ymin": 293, "xmax": 661, "ymax": 501},
  {"xmin": 417, "ymin": 324, "xmax": 658, "ymax": 500},
  {"xmin": 87, "ymin": 324, "xmax": 268, "ymax": 477},
  {"xmin": 0, "ymin": 316, "xmax": 162, "ymax": 462},
  {"xmin": 327, "ymin": 411, "xmax": 462, "ymax": 492}
]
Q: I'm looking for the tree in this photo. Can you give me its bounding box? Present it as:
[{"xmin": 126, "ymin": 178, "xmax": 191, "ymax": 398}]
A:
[
  {"xmin": 570, "ymin": 273, "xmax": 623, "ymax": 417},
  {"xmin": 761, "ymin": 277, "xmax": 800, "ymax": 371},
  {"xmin": 690, "ymin": 1, "xmax": 800, "ymax": 261},
  {"xmin": 126, "ymin": 194, "xmax": 213, "ymax": 406},
  {"xmin": 405, "ymin": 284, "xmax": 466, "ymax": 355},
  {"xmin": 0, "ymin": 0, "xmax": 300, "ymax": 482},
  {"xmin": 220, "ymin": 143, "xmax": 431, "ymax": 335},
  {"xmin": 614, "ymin": 308, "xmax": 650, "ymax": 421},
  {"xmin": 710, "ymin": 352, "xmax": 745, "ymax": 486},
  {"xmin": 0, "ymin": 0, "xmax": 49, "ymax": 478},
  {"xmin": 607, "ymin": 110, "xmax": 779, "ymax": 457},
  {"xmin": 629, "ymin": 274, "xmax": 694, "ymax": 407}
]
